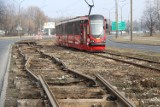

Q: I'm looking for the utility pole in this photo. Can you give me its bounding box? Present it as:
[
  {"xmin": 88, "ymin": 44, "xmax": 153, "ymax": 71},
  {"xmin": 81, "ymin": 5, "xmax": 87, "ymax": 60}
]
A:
[
  {"xmin": 130, "ymin": 0, "xmax": 133, "ymax": 41},
  {"xmin": 157, "ymin": 0, "xmax": 160, "ymax": 31},
  {"xmin": 14, "ymin": 0, "xmax": 25, "ymax": 38},
  {"xmin": 121, "ymin": 7, "xmax": 123, "ymax": 36},
  {"xmin": 115, "ymin": 0, "xmax": 118, "ymax": 38}
]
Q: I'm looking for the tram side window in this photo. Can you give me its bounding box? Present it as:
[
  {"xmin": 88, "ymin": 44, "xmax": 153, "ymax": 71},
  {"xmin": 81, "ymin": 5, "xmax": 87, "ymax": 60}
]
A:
[
  {"xmin": 64, "ymin": 24, "xmax": 67, "ymax": 35},
  {"xmin": 66, "ymin": 23, "xmax": 69, "ymax": 35},
  {"xmin": 56, "ymin": 27, "xmax": 58, "ymax": 35},
  {"xmin": 62, "ymin": 24, "xmax": 65, "ymax": 35},
  {"xmin": 61, "ymin": 25, "xmax": 63, "ymax": 35},
  {"xmin": 74, "ymin": 21, "xmax": 81, "ymax": 35},
  {"xmin": 58, "ymin": 25, "xmax": 60, "ymax": 35},
  {"xmin": 67, "ymin": 23, "xmax": 73, "ymax": 35},
  {"xmin": 56, "ymin": 25, "xmax": 60, "ymax": 35},
  {"xmin": 58, "ymin": 25, "xmax": 61, "ymax": 35}
]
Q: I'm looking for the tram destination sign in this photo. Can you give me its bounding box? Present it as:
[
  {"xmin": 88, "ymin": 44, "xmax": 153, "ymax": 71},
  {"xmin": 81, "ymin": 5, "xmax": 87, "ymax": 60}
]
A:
[{"xmin": 112, "ymin": 21, "xmax": 126, "ymax": 31}]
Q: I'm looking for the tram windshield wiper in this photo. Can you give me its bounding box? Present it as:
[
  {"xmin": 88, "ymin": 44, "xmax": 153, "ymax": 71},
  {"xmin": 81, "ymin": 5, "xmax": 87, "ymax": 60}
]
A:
[{"xmin": 97, "ymin": 30, "xmax": 103, "ymax": 38}]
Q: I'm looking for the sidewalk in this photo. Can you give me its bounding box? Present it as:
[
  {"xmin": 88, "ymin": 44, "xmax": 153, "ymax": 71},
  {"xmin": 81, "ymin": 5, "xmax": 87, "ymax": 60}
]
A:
[
  {"xmin": 110, "ymin": 35, "xmax": 160, "ymax": 46},
  {"xmin": 0, "ymin": 36, "xmax": 33, "ymax": 40}
]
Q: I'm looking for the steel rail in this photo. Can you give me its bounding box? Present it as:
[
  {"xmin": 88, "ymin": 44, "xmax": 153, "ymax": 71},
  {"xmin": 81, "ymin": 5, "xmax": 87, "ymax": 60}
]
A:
[
  {"xmin": 67, "ymin": 68, "xmax": 97, "ymax": 86},
  {"xmin": 16, "ymin": 43, "xmax": 137, "ymax": 107},
  {"xmin": 105, "ymin": 52, "xmax": 160, "ymax": 64},
  {"xmin": 94, "ymin": 54, "xmax": 160, "ymax": 72},
  {"xmin": 18, "ymin": 47, "xmax": 39, "ymax": 81},
  {"xmin": 96, "ymin": 74, "xmax": 136, "ymax": 107},
  {"xmin": 25, "ymin": 57, "xmax": 39, "ymax": 81},
  {"xmin": 40, "ymin": 51, "xmax": 97, "ymax": 86},
  {"xmin": 39, "ymin": 75, "xmax": 60, "ymax": 107},
  {"xmin": 17, "ymin": 44, "xmax": 59, "ymax": 107}
]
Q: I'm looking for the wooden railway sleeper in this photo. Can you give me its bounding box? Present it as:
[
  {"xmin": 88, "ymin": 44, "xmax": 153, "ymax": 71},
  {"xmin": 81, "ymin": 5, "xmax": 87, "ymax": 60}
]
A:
[{"xmin": 40, "ymin": 51, "xmax": 98, "ymax": 87}]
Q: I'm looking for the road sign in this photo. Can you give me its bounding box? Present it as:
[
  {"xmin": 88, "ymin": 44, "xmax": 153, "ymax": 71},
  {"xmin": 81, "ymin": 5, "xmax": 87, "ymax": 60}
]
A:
[
  {"xmin": 112, "ymin": 21, "xmax": 126, "ymax": 31},
  {"xmin": 44, "ymin": 22, "xmax": 55, "ymax": 29},
  {"xmin": 16, "ymin": 25, "xmax": 22, "ymax": 31}
]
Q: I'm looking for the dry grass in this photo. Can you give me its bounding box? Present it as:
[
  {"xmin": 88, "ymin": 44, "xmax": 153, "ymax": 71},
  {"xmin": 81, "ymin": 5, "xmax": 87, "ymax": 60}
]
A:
[
  {"xmin": 106, "ymin": 46, "xmax": 160, "ymax": 62},
  {"xmin": 111, "ymin": 34, "xmax": 160, "ymax": 45}
]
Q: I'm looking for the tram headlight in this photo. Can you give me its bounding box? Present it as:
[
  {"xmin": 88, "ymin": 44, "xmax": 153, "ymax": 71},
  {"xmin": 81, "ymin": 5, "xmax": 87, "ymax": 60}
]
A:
[
  {"xmin": 90, "ymin": 40, "xmax": 95, "ymax": 43},
  {"xmin": 103, "ymin": 40, "xmax": 106, "ymax": 43}
]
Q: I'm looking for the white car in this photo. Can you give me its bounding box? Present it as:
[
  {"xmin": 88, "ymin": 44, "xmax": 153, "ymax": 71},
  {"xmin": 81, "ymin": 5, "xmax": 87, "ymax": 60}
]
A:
[{"xmin": 0, "ymin": 30, "xmax": 5, "ymax": 36}]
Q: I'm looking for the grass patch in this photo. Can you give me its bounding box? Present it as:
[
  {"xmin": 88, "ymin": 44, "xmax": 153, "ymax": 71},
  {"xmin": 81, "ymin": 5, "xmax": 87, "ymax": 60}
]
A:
[{"xmin": 111, "ymin": 35, "xmax": 160, "ymax": 46}]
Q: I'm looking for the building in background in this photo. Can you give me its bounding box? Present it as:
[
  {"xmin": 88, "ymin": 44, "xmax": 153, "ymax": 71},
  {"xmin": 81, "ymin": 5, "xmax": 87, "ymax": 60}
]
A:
[{"xmin": 43, "ymin": 22, "xmax": 55, "ymax": 35}]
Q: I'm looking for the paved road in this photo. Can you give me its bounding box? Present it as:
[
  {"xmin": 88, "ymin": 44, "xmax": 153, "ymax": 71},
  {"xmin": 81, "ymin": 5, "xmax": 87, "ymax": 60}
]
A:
[
  {"xmin": 0, "ymin": 39, "xmax": 15, "ymax": 92},
  {"xmin": 0, "ymin": 39, "xmax": 21, "ymax": 106},
  {"xmin": 0, "ymin": 38, "xmax": 32, "ymax": 106},
  {"xmin": 106, "ymin": 36, "xmax": 160, "ymax": 53}
]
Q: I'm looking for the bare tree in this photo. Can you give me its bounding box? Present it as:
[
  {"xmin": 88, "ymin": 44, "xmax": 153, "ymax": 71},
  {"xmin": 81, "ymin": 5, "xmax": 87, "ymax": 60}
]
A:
[
  {"xmin": 0, "ymin": 1, "xmax": 48, "ymax": 36},
  {"xmin": 142, "ymin": 1, "xmax": 157, "ymax": 36},
  {"xmin": 0, "ymin": 0, "xmax": 5, "ymax": 29},
  {"xmin": 2, "ymin": 4, "xmax": 17, "ymax": 36},
  {"xmin": 25, "ymin": 6, "xmax": 47, "ymax": 34},
  {"xmin": 153, "ymin": 0, "xmax": 160, "ymax": 32},
  {"xmin": 133, "ymin": 20, "xmax": 140, "ymax": 31}
]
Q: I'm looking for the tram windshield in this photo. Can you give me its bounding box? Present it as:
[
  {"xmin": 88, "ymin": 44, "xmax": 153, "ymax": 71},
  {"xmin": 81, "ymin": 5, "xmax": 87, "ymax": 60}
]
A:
[{"xmin": 89, "ymin": 15, "xmax": 104, "ymax": 38}]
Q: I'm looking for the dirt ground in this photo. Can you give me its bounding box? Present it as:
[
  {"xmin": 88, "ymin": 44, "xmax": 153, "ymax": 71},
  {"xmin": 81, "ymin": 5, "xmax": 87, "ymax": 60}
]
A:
[
  {"xmin": 5, "ymin": 38, "xmax": 160, "ymax": 107},
  {"xmin": 37, "ymin": 39, "xmax": 160, "ymax": 107}
]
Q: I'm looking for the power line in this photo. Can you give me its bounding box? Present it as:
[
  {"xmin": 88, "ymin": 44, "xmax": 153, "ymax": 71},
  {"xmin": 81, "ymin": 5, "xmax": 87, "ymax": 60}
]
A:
[{"xmin": 61, "ymin": 0, "xmax": 80, "ymax": 12}]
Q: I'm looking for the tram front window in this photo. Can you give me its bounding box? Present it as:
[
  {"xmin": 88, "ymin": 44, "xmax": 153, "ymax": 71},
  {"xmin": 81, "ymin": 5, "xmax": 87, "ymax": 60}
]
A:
[{"xmin": 90, "ymin": 20, "xmax": 104, "ymax": 38}]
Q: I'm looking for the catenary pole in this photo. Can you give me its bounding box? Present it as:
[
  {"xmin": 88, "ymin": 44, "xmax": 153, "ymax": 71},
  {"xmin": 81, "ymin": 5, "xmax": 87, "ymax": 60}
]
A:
[
  {"xmin": 130, "ymin": 0, "xmax": 133, "ymax": 41},
  {"xmin": 115, "ymin": 0, "xmax": 118, "ymax": 38}
]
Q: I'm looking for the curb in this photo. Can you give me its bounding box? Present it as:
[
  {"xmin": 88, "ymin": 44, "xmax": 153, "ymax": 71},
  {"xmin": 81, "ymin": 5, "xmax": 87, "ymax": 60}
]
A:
[
  {"xmin": 0, "ymin": 45, "xmax": 12, "ymax": 107},
  {"xmin": 0, "ymin": 36, "xmax": 33, "ymax": 40}
]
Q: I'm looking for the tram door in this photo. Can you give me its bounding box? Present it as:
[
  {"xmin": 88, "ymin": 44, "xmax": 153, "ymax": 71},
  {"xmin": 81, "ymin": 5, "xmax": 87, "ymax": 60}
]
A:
[{"xmin": 83, "ymin": 24, "xmax": 87, "ymax": 45}]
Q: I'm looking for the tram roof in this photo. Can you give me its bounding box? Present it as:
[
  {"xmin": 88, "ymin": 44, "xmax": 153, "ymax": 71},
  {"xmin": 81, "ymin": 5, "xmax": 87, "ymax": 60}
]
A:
[
  {"xmin": 56, "ymin": 14, "xmax": 104, "ymax": 26},
  {"xmin": 56, "ymin": 16, "xmax": 88, "ymax": 26}
]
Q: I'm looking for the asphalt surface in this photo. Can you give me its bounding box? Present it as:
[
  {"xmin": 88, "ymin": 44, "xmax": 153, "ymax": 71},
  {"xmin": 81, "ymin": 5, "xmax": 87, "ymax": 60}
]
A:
[
  {"xmin": 0, "ymin": 37, "xmax": 31, "ymax": 107},
  {"xmin": 106, "ymin": 36, "xmax": 160, "ymax": 53},
  {"xmin": 0, "ymin": 39, "xmax": 15, "ymax": 92}
]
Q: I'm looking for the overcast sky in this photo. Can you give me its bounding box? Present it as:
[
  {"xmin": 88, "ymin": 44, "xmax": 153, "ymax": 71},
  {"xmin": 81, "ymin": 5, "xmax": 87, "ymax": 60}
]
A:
[{"xmin": 13, "ymin": 0, "xmax": 146, "ymax": 21}]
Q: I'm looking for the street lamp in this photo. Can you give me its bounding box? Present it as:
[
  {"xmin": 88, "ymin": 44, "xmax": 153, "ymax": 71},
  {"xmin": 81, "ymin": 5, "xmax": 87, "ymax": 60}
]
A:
[
  {"xmin": 13, "ymin": 0, "xmax": 25, "ymax": 38},
  {"xmin": 130, "ymin": 0, "xmax": 133, "ymax": 41},
  {"xmin": 115, "ymin": 0, "xmax": 118, "ymax": 38},
  {"xmin": 119, "ymin": 3, "xmax": 128, "ymax": 36},
  {"xmin": 103, "ymin": 7, "xmax": 115, "ymax": 35},
  {"xmin": 115, "ymin": 0, "xmax": 128, "ymax": 38},
  {"xmin": 19, "ymin": 0, "xmax": 24, "ymax": 26}
]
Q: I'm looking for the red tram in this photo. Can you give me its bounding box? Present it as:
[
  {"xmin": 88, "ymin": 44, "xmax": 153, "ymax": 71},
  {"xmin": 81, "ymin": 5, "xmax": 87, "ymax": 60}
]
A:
[{"xmin": 55, "ymin": 14, "xmax": 107, "ymax": 51}]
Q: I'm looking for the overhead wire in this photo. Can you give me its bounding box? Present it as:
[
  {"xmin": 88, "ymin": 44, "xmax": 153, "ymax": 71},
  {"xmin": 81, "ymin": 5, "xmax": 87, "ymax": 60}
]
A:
[{"xmin": 59, "ymin": 0, "xmax": 81, "ymax": 12}]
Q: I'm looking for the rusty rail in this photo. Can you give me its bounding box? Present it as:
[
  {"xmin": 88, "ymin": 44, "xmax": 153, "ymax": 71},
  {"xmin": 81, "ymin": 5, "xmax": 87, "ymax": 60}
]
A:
[
  {"xmin": 94, "ymin": 53, "xmax": 160, "ymax": 72},
  {"xmin": 96, "ymin": 74, "xmax": 136, "ymax": 107},
  {"xmin": 105, "ymin": 52, "xmax": 160, "ymax": 64},
  {"xmin": 40, "ymin": 51, "xmax": 97, "ymax": 86},
  {"xmin": 25, "ymin": 57, "xmax": 39, "ymax": 81},
  {"xmin": 39, "ymin": 75, "xmax": 60, "ymax": 107},
  {"xmin": 17, "ymin": 45, "xmax": 59, "ymax": 107}
]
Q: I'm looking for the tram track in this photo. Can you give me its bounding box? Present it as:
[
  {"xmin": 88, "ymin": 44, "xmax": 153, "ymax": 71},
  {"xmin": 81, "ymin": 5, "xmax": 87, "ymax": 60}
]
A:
[
  {"xmin": 15, "ymin": 41, "xmax": 136, "ymax": 107},
  {"xmin": 92, "ymin": 52, "xmax": 160, "ymax": 72},
  {"xmin": 105, "ymin": 52, "xmax": 160, "ymax": 64}
]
